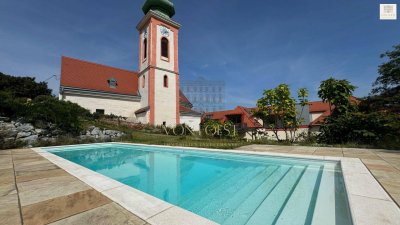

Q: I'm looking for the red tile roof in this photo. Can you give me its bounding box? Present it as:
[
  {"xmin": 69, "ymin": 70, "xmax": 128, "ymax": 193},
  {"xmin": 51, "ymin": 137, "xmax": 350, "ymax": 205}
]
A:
[
  {"xmin": 203, "ymin": 106, "xmax": 262, "ymax": 128},
  {"xmin": 61, "ymin": 56, "xmax": 139, "ymax": 96},
  {"xmin": 309, "ymin": 101, "xmax": 331, "ymax": 113},
  {"xmin": 179, "ymin": 90, "xmax": 192, "ymax": 107},
  {"xmin": 308, "ymin": 98, "xmax": 359, "ymax": 126},
  {"xmin": 179, "ymin": 91, "xmax": 200, "ymax": 115}
]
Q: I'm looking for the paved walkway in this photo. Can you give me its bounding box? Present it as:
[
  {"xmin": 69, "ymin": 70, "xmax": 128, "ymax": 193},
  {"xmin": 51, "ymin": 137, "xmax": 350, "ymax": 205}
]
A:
[
  {"xmin": 236, "ymin": 145, "xmax": 400, "ymax": 207},
  {"xmin": 0, "ymin": 149, "xmax": 147, "ymax": 225}
]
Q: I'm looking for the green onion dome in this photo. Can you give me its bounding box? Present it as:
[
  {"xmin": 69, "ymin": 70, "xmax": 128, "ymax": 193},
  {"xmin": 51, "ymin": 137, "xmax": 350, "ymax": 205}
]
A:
[{"xmin": 142, "ymin": 0, "xmax": 175, "ymax": 18}]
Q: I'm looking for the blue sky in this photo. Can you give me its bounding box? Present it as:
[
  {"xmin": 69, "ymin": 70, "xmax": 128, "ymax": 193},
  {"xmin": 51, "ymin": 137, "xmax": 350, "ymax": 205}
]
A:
[{"xmin": 0, "ymin": 0, "xmax": 399, "ymax": 109}]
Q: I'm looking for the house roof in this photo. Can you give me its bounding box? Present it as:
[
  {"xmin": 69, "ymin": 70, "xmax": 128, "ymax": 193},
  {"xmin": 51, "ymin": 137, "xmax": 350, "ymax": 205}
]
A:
[
  {"xmin": 179, "ymin": 90, "xmax": 193, "ymax": 108},
  {"xmin": 179, "ymin": 91, "xmax": 200, "ymax": 115},
  {"xmin": 309, "ymin": 101, "xmax": 331, "ymax": 113},
  {"xmin": 308, "ymin": 98, "xmax": 360, "ymax": 126},
  {"xmin": 203, "ymin": 106, "xmax": 262, "ymax": 128},
  {"xmin": 60, "ymin": 56, "xmax": 139, "ymax": 96}
]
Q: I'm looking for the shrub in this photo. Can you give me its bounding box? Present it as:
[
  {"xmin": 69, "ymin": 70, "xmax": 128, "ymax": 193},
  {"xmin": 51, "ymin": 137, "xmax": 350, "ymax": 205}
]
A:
[
  {"xmin": 23, "ymin": 96, "xmax": 91, "ymax": 134},
  {"xmin": 200, "ymin": 119, "xmax": 238, "ymax": 139},
  {"xmin": 318, "ymin": 111, "xmax": 400, "ymax": 148}
]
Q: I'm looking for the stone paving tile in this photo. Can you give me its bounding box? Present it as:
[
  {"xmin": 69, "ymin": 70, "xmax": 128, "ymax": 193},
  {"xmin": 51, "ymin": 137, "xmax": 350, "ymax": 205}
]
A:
[
  {"xmin": 0, "ymin": 150, "xmax": 11, "ymax": 155},
  {"xmin": 11, "ymin": 149, "xmax": 36, "ymax": 154},
  {"xmin": 343, "ymin": 154, "xmax": 382, "ymax": 160},
  {"xmin": 368, "ymin": 169, "xmax": 400, "ymax": 180},
  {"xmin": 18, "ymin": 175, "xmax": 91, "ymax": 206},
  {"xmin": 0, "ymin": 156, "xmax": 13, "ymax": 170},
  {"xmin": 16, "ymin": 168, "xmax": 69, "ymax": 183},
  {"xmin": 362, "ymin": 158, "xmax": 391, "ymax": 165},
  {"xmin": 0, "ymin": 168, "xmax": 15, "ymax": 185},
  {"xmin": 48, "ymin": 203, "xmax": 146, "ymax": 225},
  {"xmin": 393, "ymin": 194, "xmax": 400, "ymax": 205},
  {"xmin": 313, "ymin": 150, "xmax": 343, "ymax": 156},
  {"xmin": 22, "ymin": 189, "xmax": 111, "ymax": 225},
  {"xmin": 0, "ymin": 183, "xmax": 17, "ymax": 197},
  {"xmin": 378, "ymin": 179, "xmax": 400, "ymax": 195},
  {"xmin": 290, "ymin": 150, "xmax": 317, "ymax": 155},
  {"xmin": 13, "ymin": 154, "xmax": 47, "ymax": 165},
  {"xmin": 14, "ymin": 160, "xmax": 59, "ymax": 173},
  {"xmin": 0, "ymin": 193, "xmax": 22, "ymax": 225},
  {"xmin": 366, "ymin": 164, "xmax": 399, "ymax": 172}
]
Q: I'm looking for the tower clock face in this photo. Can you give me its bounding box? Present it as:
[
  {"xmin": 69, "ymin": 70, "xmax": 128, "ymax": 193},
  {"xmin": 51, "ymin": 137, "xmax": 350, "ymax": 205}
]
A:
[{"xmin": 160, "ymin": 26, "xmax": 170, "ymax": 37}]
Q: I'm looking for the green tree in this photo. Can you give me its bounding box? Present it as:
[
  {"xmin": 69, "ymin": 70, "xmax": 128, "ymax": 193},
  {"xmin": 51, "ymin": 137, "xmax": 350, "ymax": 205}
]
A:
[
  {"xmin": 318, "ymin": 77, "xmax": 356, "ymax": 115},
  {"xmin": 297, "ymin": 87, "xmax": 309, "ymax": 122},
  {"xmin": 368, "ymin": 44, "xmax": 400, "ymax": 113},
  {"xmin": 0, "ymin": 72, "xmax": 52, "ymax": 99},
  {"xmin": 255, "ymin": 84, "xmax": 306, "ymax": 142}
]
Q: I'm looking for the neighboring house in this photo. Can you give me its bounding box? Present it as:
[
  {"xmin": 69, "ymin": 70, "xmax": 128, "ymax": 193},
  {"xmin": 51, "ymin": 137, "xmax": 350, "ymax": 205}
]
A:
[
  {"xmin": 308, "ymin": 101, "xmax": 332, "ymax": 132},
  {"xmin": 203, "ymin": 101, "xmax": 333, "ymax": 140},
  {"xmin": 203, "ymin": 106, "xmax": 263, "ymax": 129},
  {"xmin": 59, "ymin": 0, "xmax": 201, "ymax": 130}
]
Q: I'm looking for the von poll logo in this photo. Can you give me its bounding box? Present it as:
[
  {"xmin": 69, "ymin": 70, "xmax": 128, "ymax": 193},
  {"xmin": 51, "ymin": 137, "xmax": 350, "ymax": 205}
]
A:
[
  {"xmin": 380, "ymin": 4, "xmax": 397, "ymax": 20},
  {"xmin": 162, "ymin": 124, "xmax": 237, "ymax": 136}
]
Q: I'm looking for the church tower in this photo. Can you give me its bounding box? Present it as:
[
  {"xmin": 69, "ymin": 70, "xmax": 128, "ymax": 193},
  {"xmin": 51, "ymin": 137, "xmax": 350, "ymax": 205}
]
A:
[{"xmin": 136, "ymin": 0, "xmax": 180, "ymax": 126}]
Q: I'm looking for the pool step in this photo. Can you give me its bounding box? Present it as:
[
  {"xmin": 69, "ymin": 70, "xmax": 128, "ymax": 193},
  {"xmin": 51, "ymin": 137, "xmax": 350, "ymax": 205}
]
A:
[
  {"xmin": 310, "ymin": 166, "xmax": 336, "ymax": 225},
  {"xmin": 180, "ymin": 165, "xmax": 239, "ymax": 199},
  {"xmin": 179, "ymin": 166, "xmax": 252, "ymax": 208},
  {"xmin": 197, "ymin": 165, "xmax": 280, "ymax": 223},
  {"xmin": 206, "ymin": 165, "xmax": 281, "ymax": 223},
  {"xmin": 242, "ymin": 165, "xmax": 308, "ymax": 225},
  {"xmin": 274, "ymin": 165, "xmax": 323, "ymax": 225},
  {"xmin": 181, "ymin": 166, "xmax": 262, "ymax": 211},
  {"xmin": 222, "ymin": 165, "xmax": 293, "ymax": 225}
]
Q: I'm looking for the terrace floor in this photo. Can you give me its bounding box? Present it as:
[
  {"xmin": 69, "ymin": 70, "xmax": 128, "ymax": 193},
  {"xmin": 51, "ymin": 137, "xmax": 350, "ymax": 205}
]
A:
[
  {"xmin": 236, "ymin": 145, "xmax": 400, "ymax": 207},
  {"xmin": 0, "ymin": 148, "xmax": 148, "ymax": 225},
  {"xmin": 1, "ymin": 145, "xmax": 399, "ymax": 225}
]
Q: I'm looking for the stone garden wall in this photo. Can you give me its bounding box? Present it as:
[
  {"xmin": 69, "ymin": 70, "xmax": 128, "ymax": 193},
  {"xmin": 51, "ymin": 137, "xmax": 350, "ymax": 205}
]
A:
[{"xmin": 0, "ymin": 120, "xmax": 125, "ymax": 148}]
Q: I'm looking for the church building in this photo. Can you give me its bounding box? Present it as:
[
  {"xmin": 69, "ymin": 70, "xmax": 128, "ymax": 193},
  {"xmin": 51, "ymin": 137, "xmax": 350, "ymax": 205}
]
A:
[{"xmin": 59, "ymin": 0, "xmax": 202, "ymax": 130}]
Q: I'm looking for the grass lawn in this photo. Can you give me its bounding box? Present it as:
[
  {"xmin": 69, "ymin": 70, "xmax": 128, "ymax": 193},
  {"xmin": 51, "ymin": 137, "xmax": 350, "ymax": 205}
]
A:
[{"xmin": 126, "ymin": 131, "xmax": 251, "ymax": 149}]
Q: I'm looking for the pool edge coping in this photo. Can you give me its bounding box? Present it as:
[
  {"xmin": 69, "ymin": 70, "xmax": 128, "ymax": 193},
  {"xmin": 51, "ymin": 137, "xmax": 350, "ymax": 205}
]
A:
[{"xmin": 33, "ymin": 143, "xmax": 400, "ymax": 225}]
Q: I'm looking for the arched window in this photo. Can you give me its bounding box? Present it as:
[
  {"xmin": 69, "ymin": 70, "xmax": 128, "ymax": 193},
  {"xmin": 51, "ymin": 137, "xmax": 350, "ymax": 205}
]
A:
[
  {"xmin": 142, "ymin": 75, "xmax": 145, "ymax": 88},
  {"xmin": 143, "ymin": 39, "xmax": 147, "ymax": 60},
  {"xmin": 163, "ymin": 75, "xmax": 168, "ymax": 88},
  {"xmin": 161, "ymin": 37, "xmax": 169, "ymax": 58}
]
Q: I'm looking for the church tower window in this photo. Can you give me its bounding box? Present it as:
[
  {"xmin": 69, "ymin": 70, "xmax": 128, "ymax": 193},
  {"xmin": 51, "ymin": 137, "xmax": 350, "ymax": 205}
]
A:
[
  {"xmin": 163, "ymin": 75, "xmax": 168, "ymax": 88},
  {"xmin": 142, "ymin": 75, "xmax": 145, "ymax": 88},
  {"xmin": 143, "ymin": 38, "xmax": 147, "ymax": 60},
  {"xmin": 161, "ymin": 37, "xmax": 169, "ymax": 58}
]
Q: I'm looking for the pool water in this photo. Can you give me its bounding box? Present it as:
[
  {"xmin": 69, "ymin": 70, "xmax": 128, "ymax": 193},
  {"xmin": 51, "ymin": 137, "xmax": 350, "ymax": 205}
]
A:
[{"xmin": 47, "ymin": 144, "xmax": 353, "ymax": 225}]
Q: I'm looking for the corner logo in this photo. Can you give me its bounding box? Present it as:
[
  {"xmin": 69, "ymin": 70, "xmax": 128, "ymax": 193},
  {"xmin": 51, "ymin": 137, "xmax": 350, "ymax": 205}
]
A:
[{"xmin": 380, "ymin": 4, "xmax": 397, "ymax": 20}]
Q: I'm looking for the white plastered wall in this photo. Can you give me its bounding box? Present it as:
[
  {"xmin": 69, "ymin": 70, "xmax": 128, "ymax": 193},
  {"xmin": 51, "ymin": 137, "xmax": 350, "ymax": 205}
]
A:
[
  {"xmin": 153, "ymin": 70, "xmax": 177, "ymax": 126},
  {"xmin": 310, "ymin": 112, "xmax": 323, "ymax": 122},
  {"xmin": 136, "ymin": 111, "xmax": 149, "ymax": 124},
  {"xmin": 63, "ymin": 94, "xmax": 140, "ymax": 119},
  {"xmin": 139, "ymin": 71, "xmax": 150, "ymax": 109},
  {"xmin": 180, "ymin": 116, "xmax": 201, "ymax": 131},
  {"xmin": 140, "ymin": 26, "xmax": 149, "ymax": 72}
]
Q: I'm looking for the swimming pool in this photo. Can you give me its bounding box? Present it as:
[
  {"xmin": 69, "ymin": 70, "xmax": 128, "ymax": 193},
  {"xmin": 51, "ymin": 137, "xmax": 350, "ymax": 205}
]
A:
[{"xmin": 46, "ymin": 143, "xmax": 353, "ymax": 225}]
